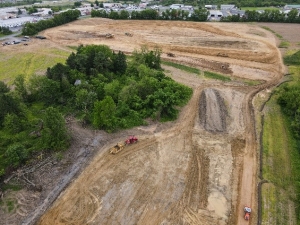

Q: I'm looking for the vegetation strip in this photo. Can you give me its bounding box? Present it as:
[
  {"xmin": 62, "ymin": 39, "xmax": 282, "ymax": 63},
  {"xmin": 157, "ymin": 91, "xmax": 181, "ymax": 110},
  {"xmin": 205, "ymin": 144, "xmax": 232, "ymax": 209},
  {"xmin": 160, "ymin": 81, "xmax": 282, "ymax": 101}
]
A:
[
  {"xmin": 261, "ymin": 49, "xmax": 300, "ymax": 224},
  {"xmin": 204, "ymin": 71, "xmax": 231, "ymax": 81},
  {"xmin": 162, "ymin": 61, "xmax": 200, "ymax": 74}
]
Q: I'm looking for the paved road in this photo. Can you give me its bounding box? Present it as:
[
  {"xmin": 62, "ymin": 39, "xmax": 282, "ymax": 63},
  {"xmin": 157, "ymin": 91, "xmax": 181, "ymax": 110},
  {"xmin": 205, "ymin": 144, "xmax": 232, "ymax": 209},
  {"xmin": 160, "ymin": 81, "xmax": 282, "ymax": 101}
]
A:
[{"xmin": 0, "ymin": 31, "xmax": 22, "ymax": 41}]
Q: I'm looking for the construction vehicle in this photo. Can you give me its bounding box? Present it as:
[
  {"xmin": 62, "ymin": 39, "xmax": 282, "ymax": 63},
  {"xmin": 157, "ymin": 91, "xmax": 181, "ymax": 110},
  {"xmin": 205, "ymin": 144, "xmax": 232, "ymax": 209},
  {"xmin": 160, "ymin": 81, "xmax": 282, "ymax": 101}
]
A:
[
  {"xmin": 125, "ymin": 32, "xmax": 133, "ymax": 37},
  {"xmin": 125, "ymin": 135, "xmax": 138, "ymax": 145},
  {"xmin": 109, "ymin": 143, "xmax": 124, "ymax": 154},
  {"xmin": 167, "ymin": 52, "xmax": 175, "ymax": 57},
  {"xmin": 109, "ymin": 136, "xmax": 138, "ymax": 154},
  {"xmin": 244, "ymin": 206, "xmax": 251, "ymax": 221},
  {"xmin": 105, "ymin": 33, "xmax": 114, "ymax": 38}
]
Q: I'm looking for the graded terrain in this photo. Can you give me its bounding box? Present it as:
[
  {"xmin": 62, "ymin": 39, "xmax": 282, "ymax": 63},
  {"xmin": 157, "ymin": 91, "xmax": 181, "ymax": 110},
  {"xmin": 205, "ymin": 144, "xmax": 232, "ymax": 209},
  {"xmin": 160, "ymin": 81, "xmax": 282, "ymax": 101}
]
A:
[{"xmin": 0, "ymin": 19, "xmax": 290, "ymax": 225}]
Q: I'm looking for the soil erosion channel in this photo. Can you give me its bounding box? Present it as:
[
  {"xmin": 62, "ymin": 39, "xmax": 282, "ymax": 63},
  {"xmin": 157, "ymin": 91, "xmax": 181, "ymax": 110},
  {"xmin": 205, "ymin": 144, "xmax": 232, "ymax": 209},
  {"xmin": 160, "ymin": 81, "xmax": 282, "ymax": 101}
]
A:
[{"xmin": 31, "ymin": 20, "xmax": 283, "ymax": 225}]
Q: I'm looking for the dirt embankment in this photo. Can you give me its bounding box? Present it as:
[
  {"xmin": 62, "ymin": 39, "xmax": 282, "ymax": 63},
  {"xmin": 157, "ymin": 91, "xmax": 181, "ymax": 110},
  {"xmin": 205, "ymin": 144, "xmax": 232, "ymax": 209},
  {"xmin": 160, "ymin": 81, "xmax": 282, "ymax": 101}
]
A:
[{"xmin": 0, "ymin": 20, "xmax": 287, "ymax": 225}]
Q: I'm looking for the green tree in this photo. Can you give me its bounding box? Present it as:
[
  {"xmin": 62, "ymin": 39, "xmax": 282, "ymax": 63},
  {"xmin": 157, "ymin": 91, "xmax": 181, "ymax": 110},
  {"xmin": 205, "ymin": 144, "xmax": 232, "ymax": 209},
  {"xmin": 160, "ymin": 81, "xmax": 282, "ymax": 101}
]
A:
[
  {"xmin": 119, "ymin": 10, "xmax": 130, "ymax": 19},
  {"xmin": 14, "ymin": 75, "xmax": 28, "ymax": 102},
  {"xmin": 74, "ymin": 1, "xmax": 82, "ymax": 7},
  {"xmin": 132, "ymin": 46, "xmax": 162, "ymax": 70},
  {"xmin": 46, "ymin": 63, "xmax": 70, "ymax": 82},
  {"xmin": 0, "ymin": 81, "xmax": 9, "ymax": 94},
  {"xmin": 3, "ymin": 113, "xmax": 23, "ymax": 134},
  {"xmin": 0, "ymin": 93, "xmax": 21, "ymax": 127},
  {"xmin": 75, "ymin": 89, "xmax": 97, "ymax": 112},
  {"xmin": 189, "ymin": 8, "xmax": 208, "ymax": 21},
  {"xmin": 28, "ymin": 76, "xmax": 61, "ymax": 105},
  {"xmin": 112, "ymin": 51, "xmax": 127, "ymax": 74},
  {"xmin": 5, "ymin": 143, "xmax": 27, "ymax": 168},
  {"xmin": 93, "ymin": 96, "xmax": 117, "ymax": 131},
  {"xmin": 104, "ymin": 80, "xmax": 120, "ymax": 101},
  {"xmin": 286, "ymin": 9, "xmax": 299, "ymax": 23},
  {"xmin": 41, "ymin": 107, "xmax": 70, "ymax": 151},
  {"xmin": 0, "ymin": 26, "xmax": 12, "ymax": 35},
  {"xmin": 109, "ymin": 11, "xmax": 120, "ymax": 19},
  {"xmin": 27, "ymin": 7, "xmax": 38, "ymax": 14}
]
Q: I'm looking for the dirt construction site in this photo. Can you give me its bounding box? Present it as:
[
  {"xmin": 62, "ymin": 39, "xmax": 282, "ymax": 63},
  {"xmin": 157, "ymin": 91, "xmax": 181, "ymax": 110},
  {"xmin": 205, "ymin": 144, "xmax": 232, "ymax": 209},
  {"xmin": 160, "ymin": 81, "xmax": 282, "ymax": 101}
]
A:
[{"xmin": 2, "ymin": 19, "xmax": 299, "ymax": 225}]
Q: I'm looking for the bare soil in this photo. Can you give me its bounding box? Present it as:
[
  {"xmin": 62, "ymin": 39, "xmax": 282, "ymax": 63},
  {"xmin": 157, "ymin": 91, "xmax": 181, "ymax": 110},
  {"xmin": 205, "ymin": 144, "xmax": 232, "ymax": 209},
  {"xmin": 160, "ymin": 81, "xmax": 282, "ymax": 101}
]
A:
[{"xmin": 0, "ymin": 20, "xmax": 294, "ymax": 225}]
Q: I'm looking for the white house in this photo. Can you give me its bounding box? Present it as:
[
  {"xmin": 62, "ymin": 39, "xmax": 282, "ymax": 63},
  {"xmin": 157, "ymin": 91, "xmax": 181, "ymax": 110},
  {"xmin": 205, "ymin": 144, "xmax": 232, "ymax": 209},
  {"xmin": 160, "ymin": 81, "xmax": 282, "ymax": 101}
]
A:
[{"xmin": 208, "ymin": 10, "xmax": 223, "ymax": 21}]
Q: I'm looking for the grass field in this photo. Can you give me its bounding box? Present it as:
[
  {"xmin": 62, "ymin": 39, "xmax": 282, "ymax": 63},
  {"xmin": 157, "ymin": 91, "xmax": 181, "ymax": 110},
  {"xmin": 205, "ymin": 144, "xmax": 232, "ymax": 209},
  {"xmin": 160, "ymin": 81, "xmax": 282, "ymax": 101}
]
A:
[
  {"xmin": 262, "ymin": 96, "xmax": 299, "ymax": 225},
  {"xmin": 0, "ymin": 47, "xmax": 71, "ymax": 83},
  {"xmin": 261, "ymin": 46, "xmax": 300, "ymax": 224}
]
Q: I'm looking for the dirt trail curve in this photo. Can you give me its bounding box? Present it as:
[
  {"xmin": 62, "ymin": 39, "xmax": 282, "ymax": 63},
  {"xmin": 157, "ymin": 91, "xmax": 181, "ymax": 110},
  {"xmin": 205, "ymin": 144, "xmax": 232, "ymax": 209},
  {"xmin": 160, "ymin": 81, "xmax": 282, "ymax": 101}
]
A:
[{"xmin": 10, "ymin": 20, "xmax": 284, "ymax": 225}]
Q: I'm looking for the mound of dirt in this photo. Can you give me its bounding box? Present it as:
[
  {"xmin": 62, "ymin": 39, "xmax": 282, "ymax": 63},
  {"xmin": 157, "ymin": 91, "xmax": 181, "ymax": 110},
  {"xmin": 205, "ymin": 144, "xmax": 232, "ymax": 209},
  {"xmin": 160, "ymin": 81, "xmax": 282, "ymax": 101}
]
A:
[{"xmin": 199, "ymin": 88, "xmax": 228, "ymax": 133}]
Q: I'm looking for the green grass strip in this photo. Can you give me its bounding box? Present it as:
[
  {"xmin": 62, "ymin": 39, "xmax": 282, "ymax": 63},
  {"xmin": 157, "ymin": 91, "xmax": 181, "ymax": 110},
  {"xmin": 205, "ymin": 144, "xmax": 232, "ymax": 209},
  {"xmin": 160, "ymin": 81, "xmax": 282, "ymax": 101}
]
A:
[
  {"xmin": 262, "ymin": 95, "xmax": 300, "ymax": 224},
  {"xmin": 204, "ymin": 71, "xmax": 231, "ymax": 81},
  {"xmin": 261, "ymin": 26, "xmax": 283, "ymax": 39},
  {"xmin": 162, "ymin": 61, "xmax": 200, "ymax": 74},
  {"xmin": 279, "ymin": 41, "xmax": 290, "ymax": 48}
]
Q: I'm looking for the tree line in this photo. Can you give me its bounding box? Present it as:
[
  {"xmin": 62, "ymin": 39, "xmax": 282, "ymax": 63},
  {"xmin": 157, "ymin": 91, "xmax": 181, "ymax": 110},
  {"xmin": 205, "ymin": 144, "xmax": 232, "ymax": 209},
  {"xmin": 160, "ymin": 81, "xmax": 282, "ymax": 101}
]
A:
[
  {"xmin": 222, "ymin": 8, "xmax": 300, "ymax": 23},
  {"xmin": 278, "ymin": 51, "xmax": 300, "ymax": 138},
  {"xmin": 201, "ymin": 0, "xmax": 300, "ymax": 8},
  {"xmin": 0, "ymin": 26, "xmax": 12, "ymax": 35},
  {"xmin": 21, "ymin": 9, "xmax": 81, "ymax": 36},
  {"xmin": 91, "ymin": 8, "xmax": 209, "ymax": 21},
  {"xmin": 0, "ymin": 45, "xmax": 192, "ymax": 179}
]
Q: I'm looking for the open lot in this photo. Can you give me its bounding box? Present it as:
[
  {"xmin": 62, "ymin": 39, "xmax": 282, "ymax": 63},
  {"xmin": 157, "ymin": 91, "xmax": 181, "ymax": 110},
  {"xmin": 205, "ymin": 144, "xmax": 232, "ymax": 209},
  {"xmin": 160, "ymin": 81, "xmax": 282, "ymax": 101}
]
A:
[{"xmin": 1, "ymin": 20, "xmax": 297, "ymax": 225}]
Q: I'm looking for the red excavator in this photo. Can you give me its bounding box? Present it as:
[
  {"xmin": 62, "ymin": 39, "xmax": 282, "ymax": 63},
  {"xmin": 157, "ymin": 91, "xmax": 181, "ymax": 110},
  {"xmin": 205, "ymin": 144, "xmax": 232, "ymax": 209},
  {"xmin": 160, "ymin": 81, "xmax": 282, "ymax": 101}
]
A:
[
  {"xmin": 244, "ymin": 206, "xmax": 251, "ymax": 221},
  {"xmin": 125, "ymin": 135, "xmax": 138, "ymax": 145}
]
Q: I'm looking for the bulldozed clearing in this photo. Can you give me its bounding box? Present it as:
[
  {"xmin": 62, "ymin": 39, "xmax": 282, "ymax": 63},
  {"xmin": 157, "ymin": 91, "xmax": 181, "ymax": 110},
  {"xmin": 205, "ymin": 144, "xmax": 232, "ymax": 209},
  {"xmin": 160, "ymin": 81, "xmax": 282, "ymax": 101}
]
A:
[{"xmin": 0, "ymin": 19, "xmax": 291, "ymax": 225}]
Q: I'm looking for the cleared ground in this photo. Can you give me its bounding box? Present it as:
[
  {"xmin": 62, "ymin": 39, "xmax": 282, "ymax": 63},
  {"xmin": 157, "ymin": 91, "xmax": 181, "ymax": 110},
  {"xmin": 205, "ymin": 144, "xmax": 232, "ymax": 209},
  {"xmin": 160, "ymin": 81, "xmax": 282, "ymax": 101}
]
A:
[{"xmin": 0, "ymin": 20, "xmax": 290, "ymax": 225}]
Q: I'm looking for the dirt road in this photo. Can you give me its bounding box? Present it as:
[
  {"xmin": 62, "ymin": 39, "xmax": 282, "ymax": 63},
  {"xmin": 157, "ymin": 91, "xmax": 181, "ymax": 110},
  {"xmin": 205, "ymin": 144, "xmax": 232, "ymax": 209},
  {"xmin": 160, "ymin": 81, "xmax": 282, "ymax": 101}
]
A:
[{"xmin": 1, "ymin": 20, "xmax": 286, "ymax": 225}]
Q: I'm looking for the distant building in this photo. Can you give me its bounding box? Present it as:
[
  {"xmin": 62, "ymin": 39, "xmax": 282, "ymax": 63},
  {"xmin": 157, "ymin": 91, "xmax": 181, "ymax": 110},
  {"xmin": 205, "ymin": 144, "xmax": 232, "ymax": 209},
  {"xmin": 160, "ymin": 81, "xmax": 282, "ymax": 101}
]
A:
[
  {"xmin": 221, "ymin": 5, "xmax": 236, "ymax": 10},
  {"xmin": 103, "ymin": 3, "xmax": 122, "ymax": 8},
  {"xmin": 208, "ymin": 10, "xmax": 223, "ymax": 21},
  {"xmin": 205, "ymin": 5, "xmax": 217, "ymax": 10},
  {"xmin": 77, "ymin": 7, "xmax": 93, "ymax": 16},
  {"xmin": 182, "ymin": 5, "xmax": 194, "ymax": 11},
  {"xmin": 284, "ymin": 5, "xmax": 300, "ymax": 10},
  {"xmin": 31, "ymin": 8, "xmax": 52, "ymax": 17}
]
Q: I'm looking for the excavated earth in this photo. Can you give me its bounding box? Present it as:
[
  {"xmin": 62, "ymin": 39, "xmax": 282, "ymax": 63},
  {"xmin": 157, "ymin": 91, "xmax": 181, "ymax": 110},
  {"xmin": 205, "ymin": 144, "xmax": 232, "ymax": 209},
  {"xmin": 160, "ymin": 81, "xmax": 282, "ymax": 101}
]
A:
[{"xmin": 0, "ymin": 19, "xmax": 290, "ymax": 225}]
